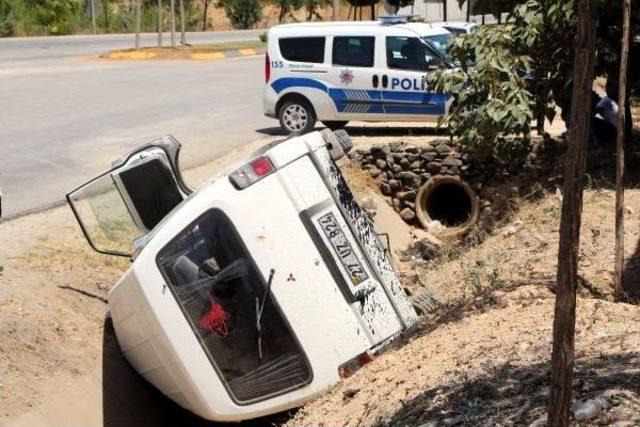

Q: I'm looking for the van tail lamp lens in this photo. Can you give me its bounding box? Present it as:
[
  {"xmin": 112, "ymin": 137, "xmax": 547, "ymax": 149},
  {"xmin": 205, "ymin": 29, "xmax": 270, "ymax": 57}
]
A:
[
  {"xmin": 229, "ymin": 156, "xmax": 275, "ymax": 189},
  {"xmin": 338, "ymin": 352, "xmax": 374, "ymax": 379},
  {"xmin": 265, "ymin": 53, "xmax": 270, "ymax": 83}
]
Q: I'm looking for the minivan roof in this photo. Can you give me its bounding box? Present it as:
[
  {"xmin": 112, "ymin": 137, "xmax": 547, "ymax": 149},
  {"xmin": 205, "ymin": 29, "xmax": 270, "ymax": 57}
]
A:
[{"xmin": 269, "ymin": 20, "xmax": 451, "ymax": 38}]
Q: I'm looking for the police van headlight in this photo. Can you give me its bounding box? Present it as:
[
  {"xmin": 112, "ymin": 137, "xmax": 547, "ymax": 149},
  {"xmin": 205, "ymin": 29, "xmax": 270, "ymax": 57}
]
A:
[{"xmin": 321, "ymin": 129, "xmax": 353, "ymax": 161}]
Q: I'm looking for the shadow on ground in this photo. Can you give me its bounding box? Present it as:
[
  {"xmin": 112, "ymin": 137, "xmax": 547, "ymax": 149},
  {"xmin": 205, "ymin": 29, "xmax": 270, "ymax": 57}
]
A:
[
  {"xmin": 101, "ymin": 318, "xmax": 290, "ymax": 426},
  {"xmin": 374, "ymin": 352, "xmax": 640, "ymax": 426},
  {"xmin": 255, "ymin": 125, "xmax": 448, "ymax": 138}
]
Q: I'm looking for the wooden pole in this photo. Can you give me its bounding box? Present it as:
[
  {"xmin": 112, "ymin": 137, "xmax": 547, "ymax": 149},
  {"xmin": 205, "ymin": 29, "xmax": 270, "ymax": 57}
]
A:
[
  {"xmin": 548, "ymin": 0, "xmax": 597, "ymax": 425},
  {"xmin": 157, "ymin": 0, "xmax": 163, "ymax": 48},
  {"xmin": 170, "ymin": 0, "xmax": 176, "ymax": 47},
  {"xmin": 179, "ymin": 0, "xmax": 186, "ymax": 45},
  {"xmin": 615, "ymin": 0, "xmax": 631, "ymax": 298},
  {"xmin": 135, "ymin": 0, "xmax": 141, "ymax": 48}
]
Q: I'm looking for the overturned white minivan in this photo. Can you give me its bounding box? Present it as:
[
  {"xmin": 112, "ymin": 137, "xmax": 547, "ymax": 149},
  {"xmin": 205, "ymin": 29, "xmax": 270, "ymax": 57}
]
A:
[{"xmin": 67, "ymin": 130, "xmax": 418, "ymax": 421}]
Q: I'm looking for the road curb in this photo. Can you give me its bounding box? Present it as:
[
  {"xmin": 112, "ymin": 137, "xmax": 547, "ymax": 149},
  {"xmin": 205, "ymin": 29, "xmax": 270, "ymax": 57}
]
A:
[{"xmin": 105, "ymin": 46, "xmax": 265, "ymax": 60}]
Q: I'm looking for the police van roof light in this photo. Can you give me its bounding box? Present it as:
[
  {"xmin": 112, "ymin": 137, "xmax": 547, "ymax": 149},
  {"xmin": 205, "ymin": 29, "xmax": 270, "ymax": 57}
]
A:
[{"xmin": 379, "ymin": 14, "xmax": 424, "ymax": 25}]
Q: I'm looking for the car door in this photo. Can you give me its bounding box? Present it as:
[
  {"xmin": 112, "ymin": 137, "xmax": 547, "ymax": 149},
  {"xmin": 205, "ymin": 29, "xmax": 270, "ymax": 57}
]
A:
[
  {"xmin": 326, "ymin": 35, "xmax": 385, "ymax": 119},
  {"xmin": 381, "ymin": 36, "xmax": 449, "ymax": 119},
  {"xmin": 66, "ymin": 135, "xmax": 192, "ymax": 257}
]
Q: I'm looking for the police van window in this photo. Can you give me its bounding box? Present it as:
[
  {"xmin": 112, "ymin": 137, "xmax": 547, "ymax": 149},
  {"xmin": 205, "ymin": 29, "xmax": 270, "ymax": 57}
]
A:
[
  {"xmin": 332, "ymin": 36, "xmax": 374, "ymax": 67},
  {"xmin": 279, "ymin": 37, "xmax": 325, "ymax": 63},
  {"xmin": 386, "ymin": 36, "xmax": 435, "ymax": 71}
]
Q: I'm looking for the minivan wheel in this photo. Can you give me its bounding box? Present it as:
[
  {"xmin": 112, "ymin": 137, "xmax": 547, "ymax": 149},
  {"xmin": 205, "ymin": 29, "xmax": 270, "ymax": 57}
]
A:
[
  {"xmin": 322, "ymin": 121, "xmax": 349, "ymax": 130},
  {"xmin": 279, "ymin": 99, "xmax": 316, "ymax": 134}
]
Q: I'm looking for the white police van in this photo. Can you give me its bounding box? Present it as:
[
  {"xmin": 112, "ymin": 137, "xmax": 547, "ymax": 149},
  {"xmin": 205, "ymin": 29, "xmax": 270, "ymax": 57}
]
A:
[{"xmin": 263, "ymin": 16, "xmax": 455, "ymax": 134}]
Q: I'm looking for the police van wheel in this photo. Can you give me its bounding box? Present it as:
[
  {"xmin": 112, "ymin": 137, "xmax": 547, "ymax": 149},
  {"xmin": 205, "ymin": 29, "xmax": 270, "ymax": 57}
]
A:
[
  {"xmin": 322, "ymin": 121, "xmax": 349, "ymax": 130},
  {"xmin": 279, "ymin": 100, "xmax": 316, "ymax": 135}
]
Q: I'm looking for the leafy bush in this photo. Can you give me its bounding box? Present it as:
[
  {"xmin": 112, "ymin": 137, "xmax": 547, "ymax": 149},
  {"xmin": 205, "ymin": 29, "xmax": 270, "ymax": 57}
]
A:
[
  {"xmin": 218, "ymin": 0, "xmax": 262, "ymax": 29},
  {"xmin": 428, "ymin": 26, "xmax": 534, "ymax": 160},
  {"xmin": 0, "ymin": 0, "xmax": 15, "ymax": 36}
]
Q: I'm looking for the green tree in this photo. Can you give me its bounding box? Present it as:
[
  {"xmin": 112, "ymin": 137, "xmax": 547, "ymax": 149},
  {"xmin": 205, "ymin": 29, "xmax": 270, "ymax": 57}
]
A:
[
  {"xmin": 0, "ymin": 0, "xmax": 15, "ymax": 36},
  {"xmin": 428, "ymin": 25, "xmax": 534, "ymax": 160},
  {"xmin": 218, "ymin": 0, "xmax": 262, "ymax": 28},
  {"xmin": 431, "ymin": 0, "xmax": 639, "ymax": 160}
]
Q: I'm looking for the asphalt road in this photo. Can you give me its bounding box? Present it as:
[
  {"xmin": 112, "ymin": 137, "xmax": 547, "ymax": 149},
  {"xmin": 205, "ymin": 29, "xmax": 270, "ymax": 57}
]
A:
[{"xmin": 0, "ymin": 31, "xmax": 277, "ymax": 219}]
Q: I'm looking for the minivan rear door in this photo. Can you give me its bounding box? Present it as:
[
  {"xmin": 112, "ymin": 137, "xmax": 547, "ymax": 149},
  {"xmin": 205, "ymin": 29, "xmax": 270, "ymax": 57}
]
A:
[{"xmin": 66, "ymin": 135, "xmax": 192, "ymax": 257}]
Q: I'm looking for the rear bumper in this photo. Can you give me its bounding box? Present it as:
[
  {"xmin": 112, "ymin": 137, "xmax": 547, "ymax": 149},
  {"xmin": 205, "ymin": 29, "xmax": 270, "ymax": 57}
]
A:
[{"xmin": 263, "ymin": 86, "xmax": 278, "ymax": 118}]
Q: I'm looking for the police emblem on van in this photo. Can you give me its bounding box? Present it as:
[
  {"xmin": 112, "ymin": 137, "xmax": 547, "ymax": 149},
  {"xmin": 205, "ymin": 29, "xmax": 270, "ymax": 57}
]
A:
[{"xmin": 339, "ymin": 68, "xmax": 354, "ymax": 85}]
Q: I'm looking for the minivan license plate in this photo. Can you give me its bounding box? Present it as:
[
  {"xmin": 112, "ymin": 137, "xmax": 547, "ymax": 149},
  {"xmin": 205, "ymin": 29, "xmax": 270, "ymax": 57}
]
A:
[{"xmin": 317, "ymin": 212, "xmax": 368, "ymax": 286}]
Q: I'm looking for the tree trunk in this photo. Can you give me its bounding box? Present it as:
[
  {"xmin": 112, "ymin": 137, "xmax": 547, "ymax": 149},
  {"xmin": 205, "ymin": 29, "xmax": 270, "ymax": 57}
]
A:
[
  {"xmin": 371, "ymin": 3, "xmax": 375, "ymax": 20},
  {"xmin": 332, "ymin": 0, "xmax": 339, "ymax": 20},
  {"xmin": 179, "ymin": 0, "xmax": 186, "ymax": 45},
  {"xmin": 157, "ymin": 0, "xmax": 163, "ymax": 47},
  {"xmin": 203, "ymin": 0, "xmax": 210, "ymax": 31},
  {"xmin": 135, "ymin": 0, "xmax": 141, "ymax": 48},
  {"xmin": 547, "ymin": 0, "xmax": 597, "ymax": 425},
  {"xmin": 615, "ymin": 0, "xmax": 631, "ymax": 299},
  {"xmin": 170, "ymin": 0, "xmax": 176, "ymax": 47}
]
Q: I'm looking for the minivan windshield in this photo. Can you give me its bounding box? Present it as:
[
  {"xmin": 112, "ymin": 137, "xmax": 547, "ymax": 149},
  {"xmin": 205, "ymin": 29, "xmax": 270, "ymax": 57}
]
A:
[{"xmin": 423, "ymin": 33, "xmax": 453, "ymax": 59}]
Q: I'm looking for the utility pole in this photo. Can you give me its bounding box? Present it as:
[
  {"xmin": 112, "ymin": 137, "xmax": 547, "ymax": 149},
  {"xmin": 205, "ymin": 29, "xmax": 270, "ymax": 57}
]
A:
[
  {"xmin": 90, "ymin": 0, "xmax": 96, "ymax": 34},
  {"xmin": 135, "ymin": 0, "xmax": 141, "ymax": 49},
  {"xmin": 547, "ymin": 0, "xmax": 597, "ymax": 425},
  {"xmin": 615, "ymin": 0, "xmax": 631, "ymax": 299},
  {"xmin": 157, "ymin": 0, "xmax": 163, "ymax": 48},
  {"xmin": 170, "ymin": 0, "xmax": 176, "ymax": 47},
  {"xmin": 332, "ymin": 0, "xmax": 339, "ymax": 21},
  {"xmin": 179, "ymin": 0, "xmax": 186, "ymax": 45}
]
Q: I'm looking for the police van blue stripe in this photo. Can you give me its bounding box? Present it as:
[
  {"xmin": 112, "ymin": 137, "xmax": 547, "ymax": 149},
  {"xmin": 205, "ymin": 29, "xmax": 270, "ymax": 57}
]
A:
[{"xmin": 271, "ymin": 77, "xmax": 449, "ymax": 116}]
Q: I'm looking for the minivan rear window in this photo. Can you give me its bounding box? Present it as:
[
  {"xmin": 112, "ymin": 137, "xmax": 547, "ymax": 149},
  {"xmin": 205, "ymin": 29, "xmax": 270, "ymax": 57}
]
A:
[
  {"xmin": 332, "ymin": 36, "xmax": 374, "ymax": 67},
  {"xmin": 278, "ymin": 37, "xmax": 325, "ymax": 63}
]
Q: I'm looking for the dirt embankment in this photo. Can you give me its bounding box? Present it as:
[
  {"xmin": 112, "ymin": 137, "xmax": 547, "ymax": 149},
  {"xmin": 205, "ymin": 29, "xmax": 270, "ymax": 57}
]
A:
[{"xmin": 289, "ymin": 152, "xmax": 640, "ymax": 425}]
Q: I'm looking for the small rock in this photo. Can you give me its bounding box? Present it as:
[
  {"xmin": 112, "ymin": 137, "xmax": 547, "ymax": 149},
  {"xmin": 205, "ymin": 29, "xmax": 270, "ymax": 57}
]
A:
[
  {"xmin": 435, "ymin": 143, "xmax": 452, "ymax": 155},
  {"xmin": 399, "ymin": 158, "xmax": 411, "ymax": 170},
  {"xmin": 625, "ymin": 205, "xmax": 634, "ymax": 214},
  {"xmin": 360, "ymin": 196, "xmax": 377, "ymax": 211},
  {"xmin": 502, "ymin": 225, "xmax": 518, "ymax": 237},
  {"xmin": 415, "ymin": 239, "xmax": 438, "ymax": 260},
  {"xmin": 400, "ymin": 208, "xmax": 416, "ymax": 222},
  {"xmin": 426, "ymin": 220, "xmax": 444, "ymax": 235},
  {"xmin": 369, "ymin": 167, "xmax": 381, "ymax": 178},
  {"xmin": 404, "ymin": 201, "xmax": 416, "ymax": 210},
  {"xmin": 380, "ymin": 182, "xmax": 392, "ymax": 196},
  {"xmin": 392, "ymin": 164, "xmax": 403, "ymax": 174},
  {"xmin": 375, "ymin": 159, "xmax": 387, "ymax": 170},
  {"xmin": 420, "ymin": 152, "xmax": 437, "ymax": 162},
  {"xmin": 389, "ymin": 179, "xmax": 401, "ymax": 192},
  {"xmin": 410, "ymin": 160, "xmax": 422, "ymax": 170},
  {"xmin": 393, "ymin": 198, "xmax": 401, "ymax": 212},
  {"xmin": 396, "ymin": 190, "xmax": 417, "ymax": 202},
  {"xmin": 405, "ymin": 145, "xmax": 420, "ymax": 153},
  {"xmin": 442, "ymin": 157, "xmax": 463, "ymax": 167},
  {"xmin": 572, "ymin": 398, "xmax": 607, "ymax": 421},
  {"xmin": 426, "ymin": 162, "xmax": 442, "ymax": 174},
  {"xmin": 371, "ymin": 145, "xmax": 390, "ymax": 158}
]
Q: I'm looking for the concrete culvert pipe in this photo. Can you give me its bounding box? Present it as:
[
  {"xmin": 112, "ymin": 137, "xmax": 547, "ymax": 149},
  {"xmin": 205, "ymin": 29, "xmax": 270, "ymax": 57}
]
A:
[{"xmin": 415, "ymin": 175, "xmax": 479, "ymax": 238}]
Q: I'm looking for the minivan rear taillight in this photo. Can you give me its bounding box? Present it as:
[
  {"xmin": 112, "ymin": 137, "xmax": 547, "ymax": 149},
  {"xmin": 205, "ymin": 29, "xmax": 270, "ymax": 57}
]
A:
[
  {"xmin": 265, "ymin": 53, "xmax": 270, "ymax": 83},
  {"xmin": 229, "ymin": 156, "xmax": 275, "ymax": 189}
]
